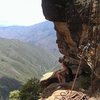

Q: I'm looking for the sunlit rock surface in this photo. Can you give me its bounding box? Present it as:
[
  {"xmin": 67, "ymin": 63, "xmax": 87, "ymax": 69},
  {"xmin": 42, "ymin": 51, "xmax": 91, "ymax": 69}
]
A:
[{"xmin": 41, "ymin": 0, "xmax": 100, "ymax": 98}]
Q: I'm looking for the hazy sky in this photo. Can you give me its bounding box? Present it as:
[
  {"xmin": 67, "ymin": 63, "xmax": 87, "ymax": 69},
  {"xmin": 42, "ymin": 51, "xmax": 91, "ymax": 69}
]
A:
[{"xmin": 0, "ymin": 0, "xmax": 45, "ymax": 26}]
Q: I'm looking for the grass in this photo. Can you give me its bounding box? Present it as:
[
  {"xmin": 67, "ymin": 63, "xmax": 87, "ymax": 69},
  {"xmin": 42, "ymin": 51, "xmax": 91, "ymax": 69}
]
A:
[
  {"xmin": 0, "ymin": 38, "xmax": 59, "ymax": 99},
  {"xmin": 0, "ymin": 38, "xmax": 58, "ymax": 82}
]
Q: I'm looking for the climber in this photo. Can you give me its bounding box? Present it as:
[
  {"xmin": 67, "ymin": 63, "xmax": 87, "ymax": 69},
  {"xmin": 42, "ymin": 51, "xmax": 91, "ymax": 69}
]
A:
[{"xmin": 56, "ymin": 57, "xmax": 74, "ymax": 83}]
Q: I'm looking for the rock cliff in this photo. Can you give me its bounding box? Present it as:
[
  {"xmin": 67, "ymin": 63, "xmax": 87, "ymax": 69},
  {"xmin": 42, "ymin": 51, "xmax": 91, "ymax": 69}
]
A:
[{"xmin": 41, "ymin": 0, "xmax": 100, "ymax": 98}]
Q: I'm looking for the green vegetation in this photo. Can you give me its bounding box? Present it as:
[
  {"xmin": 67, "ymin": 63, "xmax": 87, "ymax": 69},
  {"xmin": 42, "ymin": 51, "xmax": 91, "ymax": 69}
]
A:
[
  {"xmin": 19, "ymin": 78, "xmax": 42, "ymax": 100},
  {"xmin": 0, "ymin": 38, "xmax": 58, "ymax": 99},
  {"xmin": 0, "ymin": 38, "xmax": 58, "ymax": 80},
  {"xmin": 9, "ymin": 90, "xmax": 20, "ymax": 100},
  {"xmin": 9, "ymin": 78, "xmax": 42, "ymax": 100},
  {"xmin": 0, "ymin": 77, "xmax": 21, "ymax": 100},
  {"xmin": 0, "ymin": 21, "xmax": 60, "ymax": 56}
]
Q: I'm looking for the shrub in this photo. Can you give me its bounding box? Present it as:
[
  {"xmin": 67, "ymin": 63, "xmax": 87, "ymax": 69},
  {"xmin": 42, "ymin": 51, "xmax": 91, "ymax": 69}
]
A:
[
  {"xmin": 19, "ymin": 78, "xmax": 42, "ymax": 100},
  {"xmin": 9, "ymin": 90, "xmax": 20, "ymax": 100}
]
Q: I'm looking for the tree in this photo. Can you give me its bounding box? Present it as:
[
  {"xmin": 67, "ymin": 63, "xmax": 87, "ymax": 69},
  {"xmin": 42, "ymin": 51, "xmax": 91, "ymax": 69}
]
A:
[
  {"xmin": 19, "ymin": 78, "xmax": 42, "ymax": 100},
  {"xmin": 9, "ymin": 90, "xmax": 20, "ymax": 100}
]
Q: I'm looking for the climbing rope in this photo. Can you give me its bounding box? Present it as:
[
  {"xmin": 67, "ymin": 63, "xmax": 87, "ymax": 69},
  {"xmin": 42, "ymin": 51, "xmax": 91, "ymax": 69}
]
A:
[
  {"xmin": 54, "ymin": 0, "xmax": 99, "ymax": 99},
  {"xmin": 68, "ymin": 51, "xmax": 84, "ymax": 99},
  {"xmin": 54, "ymin": 48, "xmax": 88, "ymax": 100}
]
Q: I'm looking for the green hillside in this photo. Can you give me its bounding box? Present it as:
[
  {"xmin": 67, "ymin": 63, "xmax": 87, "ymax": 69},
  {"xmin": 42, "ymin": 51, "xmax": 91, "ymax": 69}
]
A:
[
  {"xmin": 0, "ymin": 38, "xmax": 58, "ymax": 81},
  {"xmin": 0, "ymin": 38, "xmax": 58, "ymax": 99},
  {"xmin": 0, "ymin": 21, "xmax": 60, "ymax": 56}
]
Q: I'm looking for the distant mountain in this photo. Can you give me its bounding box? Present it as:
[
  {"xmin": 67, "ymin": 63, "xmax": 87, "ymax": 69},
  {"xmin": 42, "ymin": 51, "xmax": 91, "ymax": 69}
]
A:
[
  {"xmin": 0, "ymin": 38, "xmax": 58, "ymax": 80},
  {"xmin": 0, "ymin": 21, "xmax": 60, "ymax": 56},
  {"xmin": 0, "ymin": 38, "xmax": 58, "ymax": 99}
]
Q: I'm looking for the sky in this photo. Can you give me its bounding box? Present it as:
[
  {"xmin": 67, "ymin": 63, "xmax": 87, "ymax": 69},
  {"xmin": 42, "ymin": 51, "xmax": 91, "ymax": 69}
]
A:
[{"xmin": 0, "ymin": 0, "xmax": 45, "ymax": 26}]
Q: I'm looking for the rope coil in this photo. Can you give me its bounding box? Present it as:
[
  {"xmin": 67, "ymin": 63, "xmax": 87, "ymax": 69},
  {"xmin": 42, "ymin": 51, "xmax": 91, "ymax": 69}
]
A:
[
  {"xmin": 54, "ymin": 90, "xmax": 89, "ymax": 100},
  {"xmin": 54, "ymin": 0, "xmax": 99, "ymax": 99}
]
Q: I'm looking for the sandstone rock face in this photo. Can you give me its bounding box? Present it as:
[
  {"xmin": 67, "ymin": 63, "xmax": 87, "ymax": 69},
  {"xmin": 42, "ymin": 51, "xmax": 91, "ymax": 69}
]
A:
[
  {"xmin": 42, "ymin": 0, "xmax": 66, "ymax": 21},
  {"xmin": 42, "ymin": 0, "xmax": 100, "ymax": 76},
  {"xmin": 42, "ymin": 0, "xmax": 100, "ymax": 96},
  {"xmin": 42, "ymin": 0, "xmax": 91, "ymax": 59}
]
